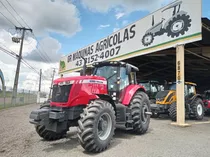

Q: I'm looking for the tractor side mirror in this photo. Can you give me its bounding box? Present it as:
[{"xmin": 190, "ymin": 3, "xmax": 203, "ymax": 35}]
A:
[{"xmin": 126, "ymin": 65, "xmax": 131, "ymax": 75}]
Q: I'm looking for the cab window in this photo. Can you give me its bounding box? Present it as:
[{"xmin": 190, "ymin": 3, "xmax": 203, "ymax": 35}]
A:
[{"xmin": 120, "ymin": 67, "xmax": 129, "ymax": 90}]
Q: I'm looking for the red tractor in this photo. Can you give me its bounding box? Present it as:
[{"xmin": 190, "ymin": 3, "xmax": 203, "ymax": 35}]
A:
[
  {"xmin": 203, "ymin": 90, "xmax": 210, "ymax": 112},
  {"xmin": 29, "ymin": 61, "xmax": 151, "ymax": 153}
]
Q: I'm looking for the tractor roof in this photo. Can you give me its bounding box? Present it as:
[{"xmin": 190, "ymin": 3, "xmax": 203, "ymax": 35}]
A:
[
  {"xmin": 168, "ymin": 81, "xmax": 197, "ymax": 86},
  {"xmin": 93, "ymin": 61, "xmax": 139, "ymax": 72},
  {"xmin": 139, "ymin": 80, "xmax": 159, "ymax": 83},
  {"xmin": 204, "ymin": 90, "xmax": 210, "ymax": 93}
]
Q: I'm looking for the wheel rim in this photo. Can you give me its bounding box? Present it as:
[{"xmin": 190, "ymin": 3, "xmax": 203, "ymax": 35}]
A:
[
  {"xmin": 171, "ymin": 20, "xmax": 184, "ymax": 33},
  {"xmin": 144, "ymin": 34, "xmax": 153, "ymax": 44},
  {"xmin": 97, "ymin": 113, "xmax": 112, "ymax": 141},
  {"xmin": 142, "ymin": 103, "xmax": 149, "ymax": 124},
  {"xmin": 197, "ymin": 104, "xmax": 203, "ymax": 116}
]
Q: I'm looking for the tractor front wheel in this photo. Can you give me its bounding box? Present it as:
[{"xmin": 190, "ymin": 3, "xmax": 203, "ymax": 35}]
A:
[
  {"xmin": 77, "ymin": 99, "xmax": 116, "ymax": 153},
  {"xmin": 130, "ymin": 91, "xmax": 151, "ymax": 134},
  {"xmin": 35, "ymin": 105, "xmax": 67, "ymax": 141}
]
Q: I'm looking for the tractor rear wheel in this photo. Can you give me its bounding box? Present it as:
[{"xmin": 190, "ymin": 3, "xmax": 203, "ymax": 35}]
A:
[
  {"xmin": 168, "ymin": 102, "xmax": 177, "ymax": 121},
  {"xmin": 77, "ymin": 99, "xmax": 116, "ymax": 153},
  {"xmin": 190, "ymin": 98, "xmax": 204, "ymax": 120},
  {"xmin": 130, "ymin": 91, "xmax": 151, "ymax": 134}
]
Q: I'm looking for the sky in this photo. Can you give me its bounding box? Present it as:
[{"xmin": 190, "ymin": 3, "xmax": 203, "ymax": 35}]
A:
[{"xmin": 0, "ymin": 0, "xmax": 209, "ymax": 93}]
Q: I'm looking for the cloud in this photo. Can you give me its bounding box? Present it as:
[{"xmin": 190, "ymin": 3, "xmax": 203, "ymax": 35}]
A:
[
  {"xmin": 81, "ymin": 0, "xmax": 171, "ymax": 13},
  {"xmin": 0, "ymin": 29, "xmax": 37, "ymax": 64},
  {"xmin": 24, "ymin": 37, "xmax": 63, "ymax": 63},
  {"xmin": 0, "ymin": 0, "xmax": 81, "ymax": 37},
  {"xmin": 97, "ymin": 24, "xmax": 110, "ymax": 30},
  {"xmin": 0, "ymin": 29, "xmax": 63, "ymax": 93},
  {"xmin": 115, "ymin": 12, "xmax": 125, "ymax": 19}
]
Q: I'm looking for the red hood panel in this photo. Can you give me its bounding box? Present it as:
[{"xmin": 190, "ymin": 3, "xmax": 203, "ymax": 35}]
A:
[{"xmin": 53, "ymin": 75, "xmax": 106, "ymax": 84}]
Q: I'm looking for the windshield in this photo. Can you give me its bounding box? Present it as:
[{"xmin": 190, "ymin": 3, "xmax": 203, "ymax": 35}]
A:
[
  {"xmin": 52, "ymin": 84, "xmax": 72, "ymax": 102},
  {"xmin": 169, "ymin": 84, "xmax": 176, "ymax": 90},
  {"xmin": 140, "ymin": 83, "xmax": 150, "ymax": 91},
  {"xmin": 95, "ymin": 66, "xmax": 118, "ymax": 91},
  {"xmin": 205, "ymin": 93, "xmax": 210, "ymax": 100}
]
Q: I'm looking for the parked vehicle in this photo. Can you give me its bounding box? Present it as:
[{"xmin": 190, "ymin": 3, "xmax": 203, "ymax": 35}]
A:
[
  {"xmin": 29, "ymin": 61, "xmax": 151, "ymax": 153},
  {"xmin": 203, "ymin": 90, "xmax": 210, "ymax": 112},
  {"xmin": 151, "ymin": 82, "xmax": 204, "ymax": 121}
]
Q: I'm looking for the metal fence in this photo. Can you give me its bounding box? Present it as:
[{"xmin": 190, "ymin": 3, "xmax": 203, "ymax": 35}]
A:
[{"xmin": 0, "ymin": 89, "xmax": 37, "ymax": 109}]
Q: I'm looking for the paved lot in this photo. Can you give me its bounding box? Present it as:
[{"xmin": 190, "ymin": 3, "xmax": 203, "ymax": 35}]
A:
[{"xmin": 0, "ymin": 104, "xmax": 210, "ymax": 157}]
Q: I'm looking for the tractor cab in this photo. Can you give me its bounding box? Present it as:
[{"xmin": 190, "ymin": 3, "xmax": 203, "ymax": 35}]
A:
[
  {"xmin": 165, "ymin": 82, "xmax": 197, "ymax": 97},
  {"xmin": 139, "ymin": 80, "xmax": 161, "ymax": 103},
  {"xmin": 92, "ymin": 61, "xmax": 139, "ymax": 101}
]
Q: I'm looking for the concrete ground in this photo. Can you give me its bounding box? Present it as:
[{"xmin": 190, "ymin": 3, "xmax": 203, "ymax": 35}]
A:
[{"xmin": 0, "ymin": 104, "xmax": 210, "ymax": 157}]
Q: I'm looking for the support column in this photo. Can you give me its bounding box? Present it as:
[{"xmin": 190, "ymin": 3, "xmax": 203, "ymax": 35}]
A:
[{"xmin": 171, "ymin": 44, "xmax": 190, "ymax": 127}]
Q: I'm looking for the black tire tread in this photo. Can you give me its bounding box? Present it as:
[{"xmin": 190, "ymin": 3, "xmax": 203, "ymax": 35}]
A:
[
  {"xmin": 35, "ymin": 125, "xmax": 66, "ymax": 141},
  {"xmin": 35, "ymin": 105, "xmax": 67, "ymax": 141},
  {"xmin": 130, "ymin": 91, "xmax": 150, "ymax": 134},
  {"xmin": 190, "ymin": 98, "xmax": 204, "ymax": 120},
  {"xmin": 169, "ymin": 102, "xmax": 177, "ymax": 121},
  {"xmin": 77, "ymin": 99, "xmax": 116, "ymax": 153}
]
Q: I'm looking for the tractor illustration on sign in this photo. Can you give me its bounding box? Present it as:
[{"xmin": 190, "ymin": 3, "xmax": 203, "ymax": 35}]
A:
[{"xmin": 142, "ymin": 1, "xmax": 192, "ymax": 46}]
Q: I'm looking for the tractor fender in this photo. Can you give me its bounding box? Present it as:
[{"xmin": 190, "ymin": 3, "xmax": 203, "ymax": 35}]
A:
[
  {"xmin": 120, "ymin": 85, "xmax": 146, "ymax": 106},
  {"xmin": 96, "ymin": 94, "xmax": 117, "ymax": 114},
  {"xmin": 163, "ymin": 10, "xmax": 188, "ymax": 30},
  {"xmin": 189, "ymin": 94, "xmax": 203, "ymax": 103}
]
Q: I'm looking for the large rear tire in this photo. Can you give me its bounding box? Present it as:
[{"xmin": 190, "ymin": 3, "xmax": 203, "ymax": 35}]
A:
[
  {"xmin": 190, "ymin": 98, "xmax": 204, "ymax": 120},
  {"xmin": 168, "ymin": 102, "xmax": 177, "ymax": 121},
  {"xmin": 77, "ymin": 99, "xmax": 116, "ymax": 153},
  {"xmin": 35, "ymin": 105, "xmax": 67, "ymax": 141},
  {"xmin": 130, "ymin": 91, "xmax": 151, "ymax": 134}
]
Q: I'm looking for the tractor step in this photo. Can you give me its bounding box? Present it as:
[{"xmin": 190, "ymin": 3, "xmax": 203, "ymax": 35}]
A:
[{"xmin": 116, "ymin": 123, "xmax": 133, "ymax": 130}]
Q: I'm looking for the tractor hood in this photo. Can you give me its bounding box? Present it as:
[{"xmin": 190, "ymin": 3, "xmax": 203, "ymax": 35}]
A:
[
  {"xmin": 156, "ymin": 90, "xmax": 172, "ymax": 99},
  {"xmin": 53, "ymin": 75, "xmax": 107, "ymax": 85}
]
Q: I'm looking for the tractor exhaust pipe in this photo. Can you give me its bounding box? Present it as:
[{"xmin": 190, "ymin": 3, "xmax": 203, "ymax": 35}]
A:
[{"xmin": 80, "ymin": 56, "xmax": 87, "ymax": 76}]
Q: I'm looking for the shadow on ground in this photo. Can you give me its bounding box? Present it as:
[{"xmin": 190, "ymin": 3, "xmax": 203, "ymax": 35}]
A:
[{"xmin": 42, "ymin": 126, "xmax": 153, "ymax": 155}]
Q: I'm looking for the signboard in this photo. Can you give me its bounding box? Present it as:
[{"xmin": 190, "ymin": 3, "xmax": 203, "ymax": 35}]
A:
[{"xmin": 59, "ymin": 0, "xmax": 202, "ymax": 74}]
